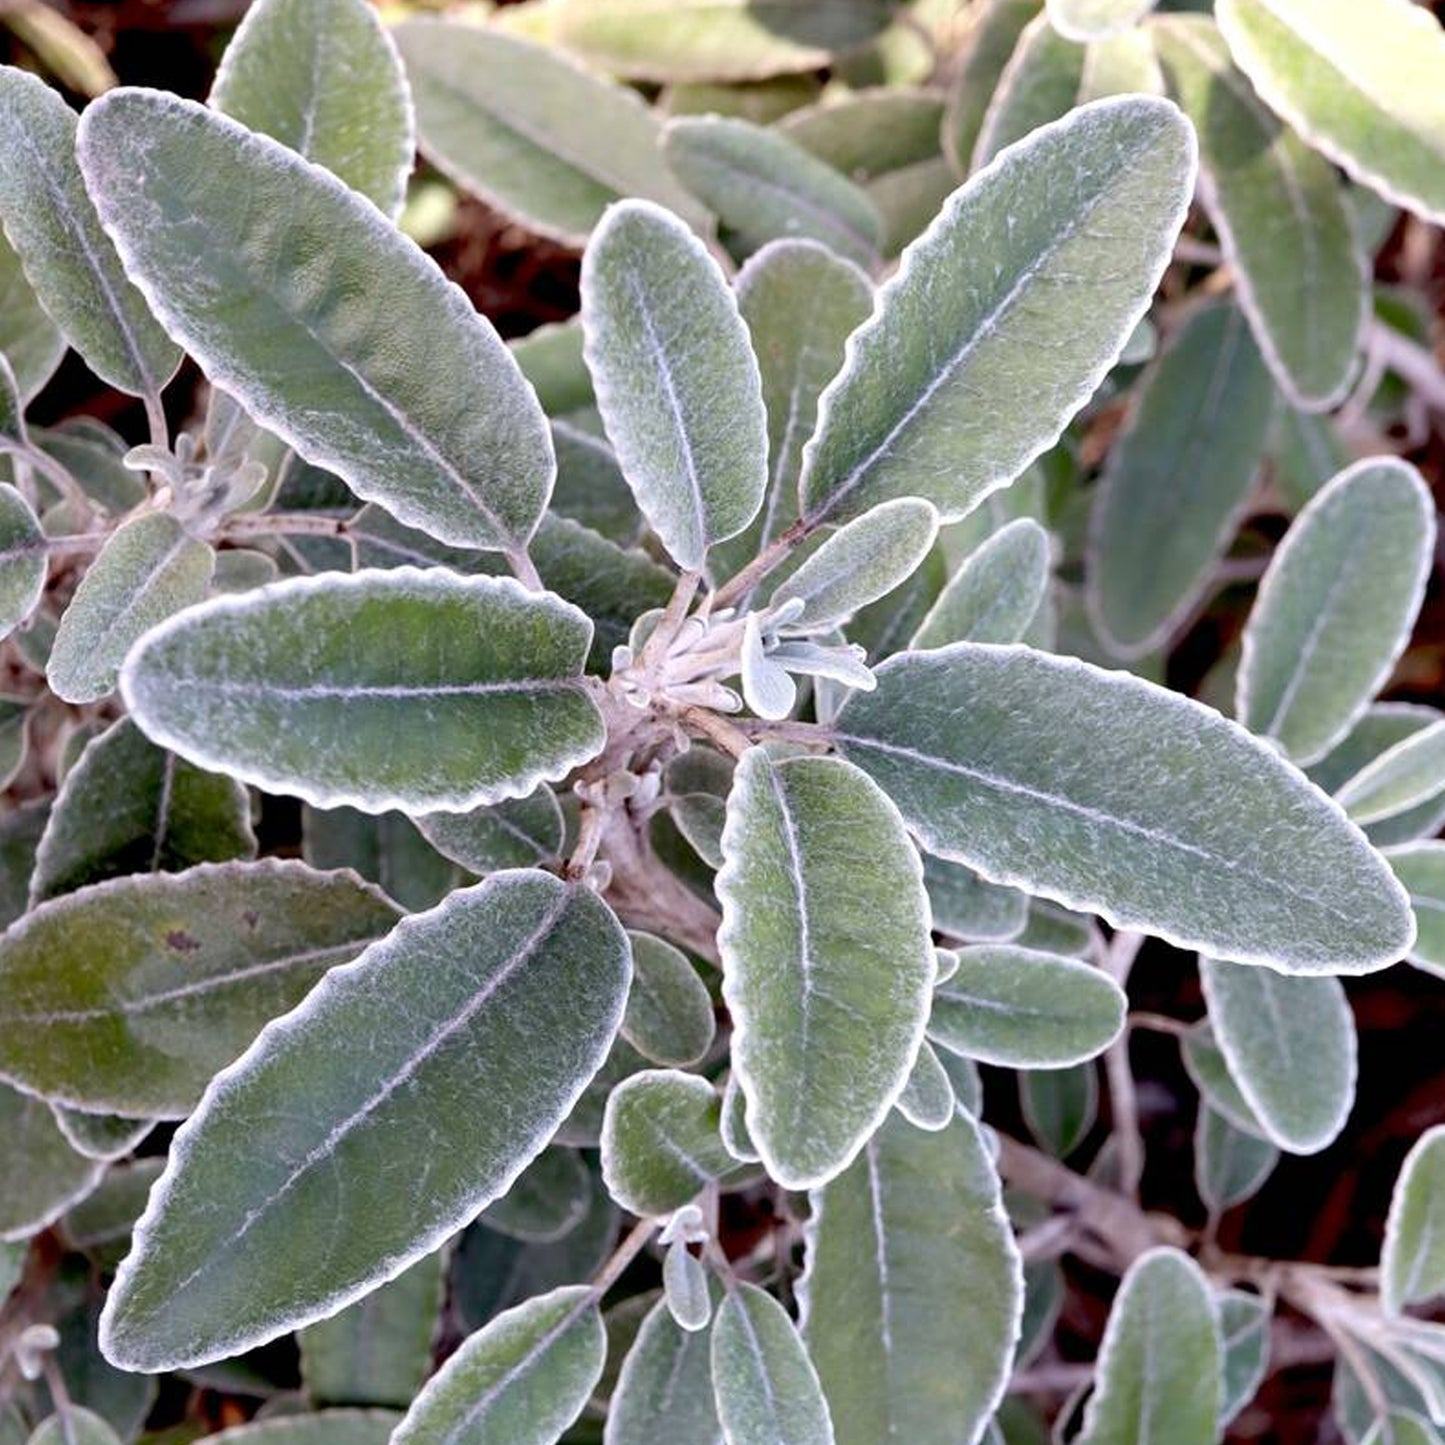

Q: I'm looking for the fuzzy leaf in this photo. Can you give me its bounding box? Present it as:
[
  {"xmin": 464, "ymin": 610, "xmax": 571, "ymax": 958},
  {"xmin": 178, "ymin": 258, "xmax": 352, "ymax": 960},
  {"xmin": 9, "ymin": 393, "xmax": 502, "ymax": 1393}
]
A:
[
  {"xmin": 923, "ymin": 854, "xmax": 1029, "ymax": 942},
  {"xmin": 712, "ymin": 1284, "xmax": 835, "ymax": 1445},
  {"xmin": 622, "ymin": 933, "xmax": 717, "ymax": 1068},
  {"xmin": 801, "ymin": 1111, "xmax": 1021, "ymax": 1445},
  {"xmin": 52, "ymin": 1108, "xmax": 154, "ymax": 1163},
  {"xmin": 912, "ymin": 518, "xmax": 1050, "ymax": 649},
  {"xmin": 48, "ymin": 512, "xmax": 213, "ymax": 705},
  {"xmin": 31, "ymin": 717, "xmax": 254, "ymax": 903},
  {"xmin": 600, "ymin": 1069, "xmax": 736, "ymax": 1217},
  {"xmin": 799, "ymin": 97, "xmax": 1194, "ymax": 528},
  {"xmin": 943, "ymin": 0, "xmax": 1042, "ymax": 176},
  {"xmin": 1218, "ymin": 1291, "xmax": 1271, "ymax": 1425},
  {"xmin": 1087, "ymin": 303, "xmax": 1274, "ymax": 656},
  {"xmin": 190, "ymin": 1416, "xmax": 400, "ymax": 1445},
  {"xmin": 395, "ymin": 20, "xmax": 706, "ymax": 247},
  {"xmin": 1200, "ymin": 958, "xmax": 1356, "ymax": 1154},
  {"xmin": 1237, "ymin": 458, "xmax": 1436, "ymax": 765},
  {"xmin": 663, "ymin": 116, "xmax": 882, "ymax": 271},
  {"xmin": 0, "ymin": 483, "xmax": 47, "ymax": 642},
  {"xmin": 770, "ymin": 498, "xmax": 938, "ymax": 632},
  {"xmin": 0, "ymin": 230, "xmax": 64, "ymax": 402},
  {"xmin": 1078, "ymin": 1248, "xmax": 1221, "ymax": 1445},
  {"xmin": 1215, "ymin": 0, "xmax": 1445, "ymax": 226},
  {"xmin": 392, "ymin": 1285, "xmax": 603, "ymax": 1445},
  {"xmin": 581, "ymin": 199, "xmax": 767, "ymax": 571},
  {"xmin": 1020, "ymin": 1063, "xmax": 1098, "ymax": 1157},
  {"xmin": 120, "ymin": 569, "xmax": 604, "ymax": 815},
  {"xmin": 98, "ymin": 872, "xmax": 631, "ymax": 1370},
  {"xmin": 1047, "ymin": 0, "xmax": 1157, "ymax": 41},
  {"xmin": 482, "ymin": 1147, "xmax": 592, "ymax": 1244},
  {"xmin": 836, "ymin": 644, "xmax": 1414, "ymax": 972},
  {"xmin": 1181, "ymin": 1025, "xmax": 1268, "ymax": 1140},
  {"xmin": 26, "ymin": 1409, "xmax": 120, "ymax": 1445},
  {"xmin": 717, "ymin": 748, "xmax": 934, "ymax": 1189},
  {"xmin": 928, "ymin": 945, "xmax": 1126, "ymax": 1067},
  {"xmin": 417, "ymin": 789, "xmax": 565, "ymax": 876},
  {"xmin": 0, "ymin": 68, "xmax": 179, "ymax": 398},
  {"xmin": 1387, "ymin": 844, "xmax": 1445, "ymax": 975},
  {"xmin": 302, "ymin": 806, "xmax": 459, "ymax": 914},
  {"xmin": 0, "ymin": 860, "xmax": 400, "ymax": 1118},
  {"xmin": 664, "ymin": 1241, "xmax": 712, "ymax": 1333},
  {"xmin": 1336, "ymin": 723, "xmax": 1445, "ymax": 827},
  {"xmin": 607, "ymin": 1295, "xmax": 723, "ymax": 1443},
  {"xmin": 1384, "ymin": 1126, "xmax": 1445, "ymax": 1317},
  {"xmin": 210, "ymin": 0, "xmax": 413, "ymax": 215},
  {"xmin": 0, "ymin": 1082, "xmax": 103, "ymax": 1240},
  {"xmin": 1154, "ymin": 16, "xmax": 1367, "ymax": 410},
  {"xmin": 1195, "ymin": 1107, "xmax": 1279, "ymax": 1214},
  {"xmin": 77, "ymin": 88, "xmax": 553, "ymax": 554},
  {"xmin": 893, "ymin": 1040, "xmax": 955, "ymax": 1132}
]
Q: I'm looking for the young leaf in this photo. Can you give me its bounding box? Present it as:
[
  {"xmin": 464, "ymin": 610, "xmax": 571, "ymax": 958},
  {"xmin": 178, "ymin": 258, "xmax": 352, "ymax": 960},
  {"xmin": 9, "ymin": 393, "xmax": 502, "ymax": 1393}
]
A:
[
  {"xmin": 664, "ymin": 1242, "xmax": 712, "ymax": 1332},
  {"xmin": 77, "ymin": 88, "xmax": 553, "ymax": 555},
  {"xmin": 712, "ymin": 1283, "xmax": 835, "ymax": 1445},
  {"xmin": 606, "ymin": 1294, "xmax": 723, "ymax": 1444},
  {"xmin": 1086, "ymin": 303, "xmax": 1274, "ymax": 657},
  {"xmin": 120, "ymin": 569, "xmax": 605, "ymax": 815},
  {"xmin": 662, "ymin": 116, "xmax": 883, "ymax": 271},
  {"xmin": 836, "ymin": 644, "xmax": 1414, "ymax": 972},
  {"xmin": 712, "ymin": 241, "xmax": 872, "ymax": 586},
  {"xmin": 1047, "ymin": 0, "xmax": 1156, "ymax": 41},
  {"xmin": 1154, "ymin": 15, "xmax": 1367, "ymax": 411},
  {"xmin": 395, "ymin": 20, "xmax": 706, "ymax": 247},
  {"xmin": 717, "ymin": 748, "xmax": 935, "ymax": 1189},
  {"xmin": 622, "ymin": 933, "xmax": 717, "ymax": 1068},
  {"xmin": 1386, "ymin": 845, "xmax": 1445, "ymax": 974},
  {"xmin": 1218, "ymin": 1290, "xmax": 1272, "ymax": 1425},
  {"xmin": 893, "ymin": 1040, "xmax": 956, "ymax": 1132},
  {"xmin": 1215, "ymin": 0, "xmax": 1445, "ymax": 226},
  {"xmin": 0, "ymin": 230, "xmax": 64, "ymax": 403},
  {"xmin": 600, "ymin": 1069, "xmax": 736, "ymax": 1217},
  {"xmin": 1237, "ymin": 458, "xmax": 1436, "ymax": 764},
  {"xmin": 944, "ymin": 0, "xmax": 1042, "ymax": 176},
  {"xmin": 800, "ymin": 1111, "xmax": 1022, "ymax": 1445},
  {"xmin": 31, "ymin": 717, "xmax": 254, "ymax": 903},
  {"xmin": 0, "ymin": 1082, "xmax": 103, "ymax": 1240},
  {"xmin": 551, "ymin": 0, "xmax": 894, "ymax": 83},
  {"xmin": 1181, "ymin": 1025, "xmax": 1269, "ymax": 1140},
  {"xmin": 299, "ymin": 1251, "xmax": 444, "ymax": 1409},
  {"xmin": 418, "ymin": 789, "xmax": 565, "ymax": 876},
  {"xmin": 210, "ymin": 0, "xmax": 414, "ymax": 216},
  {"xmin": 720, "ymin": 1074, "xmax": 761, "ymax": 1166},
  {"xmin": 98, "ymin": 871, "xmax": 631, "ymax": 1371},
  {"xmin": 1336, "ymin": 723, "xmax": 1445, "ymax": 827},
  {"xmin": 798, "ymin": 97, "xmax": 1195, "ymax": 529},
  {"xmin": 0, "ymin": 68, "xmax": 179, "ymax": 400},
  {"xmin": 581, "ymin": 199, "xmax": 767, "ymax": 571},
  {"xmin": 1200, "ymin": 958, "xmax": 1356, "ymax": 1154},
  {"xmin": 1078, "ymin": 1248, "xmax": 1221, "ymax": 1445},
  {"xmin": 1195, "ymin": 1106, "xmax": 1279, "ymax": 1214},
  {"xmin": 911, "ymin": 518, "xmax": 1050, "ymax": 649},
  {"xmin": 392, "ymin": 1285, "xmax": 604, "ymax": 1445},
  {"xmin": 52, "ymin": 1108, "xmax": 154, "ymax": 1164},
  {"xmin": 0, "ymin": 483, "xmax": 47, "ymax": 642},
  {"xmin": 1383, "ymin": 1126, "xmax": 1445, "ymax": 1317},
  {"xmin": 769, "ymin": 498, "xmax": 938, "ymax": 632},
  {"xmin": 928, "ymin": 945, "xmax": 1126, "ymax": 1068},
  {"xmin": 1021, "ymin": 1062, "xmax": 1098, "ymax": 1157},
  {"xmin": 0, "ymin": 860, "xmax": 401, "ymax": 1117}
]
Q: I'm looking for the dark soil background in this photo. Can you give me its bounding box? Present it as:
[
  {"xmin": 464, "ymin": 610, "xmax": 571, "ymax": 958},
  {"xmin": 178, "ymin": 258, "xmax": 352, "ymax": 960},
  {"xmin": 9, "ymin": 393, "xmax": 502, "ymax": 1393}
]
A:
[{"xmin": 7, "ymin": 4, "xmax": 1445, "ymax": 1440}]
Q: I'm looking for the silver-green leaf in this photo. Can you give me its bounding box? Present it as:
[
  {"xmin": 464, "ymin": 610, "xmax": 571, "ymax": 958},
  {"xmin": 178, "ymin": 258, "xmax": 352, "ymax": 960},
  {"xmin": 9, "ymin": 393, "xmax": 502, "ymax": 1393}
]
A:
[
  {"xmin": 911, "ymin": 518, "xmax": 1050, "ymax": 649},
  {"xmin": 1386, "ymin": 844, "xmax": 1445, "ymax": 976},
  {"xmin": 1336, "ymin": 723, "xmax": 1445, "ymax": 828},
  {"xmin": 0, "ymin": 483, "xmax": 47, "ymax": 642},
  {"xmin": 622, "ymin": 932, "xmax": 717, "ymax": 1069},
  {"xmin": 0, "ymin": 1082, "xmax": 103, "ymax": 1240}
]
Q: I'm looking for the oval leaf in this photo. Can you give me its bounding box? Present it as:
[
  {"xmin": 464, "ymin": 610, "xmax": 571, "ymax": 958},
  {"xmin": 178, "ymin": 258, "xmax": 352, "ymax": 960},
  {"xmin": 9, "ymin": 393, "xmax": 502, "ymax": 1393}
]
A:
[
  {"xmin": 98, "ymin": 871, "xmax": 631, "ymax": 1370},
  {"xmin": 622, "ymin": 932, "xmax": 717, "ymax": 1068},
  {"xmin": 928, "ymin": 944, "xmax": 1126, "ymax": 1068},
  {"xmin": 581, "ymin": 199, "xmax": 767, "ymax": 571},
  {"xmin": 1200, "ymin": 957, "xmax": 1356, "ymax": 1154},
  {"xmin": 1336, "ymin": 722, "xmax": 1445, "ymax": 827},
  {"xmin": 1195, "ymin": 1106, "xmax": 1279, "ymax": 1214},
  {"xmin": 417, "ymin": 788, "xmax": 565, "ymax": 876},
  {"xmin": 924, "ymin": 854, "xmax": 1029, "ymax": 943},
  {"xmin": 1237, "ymin": 458, "xmax": 1436, "ymax": 765},
  {"xmin": 0, "ymin": 483, "xmax": 47, "ymax": 642},
  {"xmin": 0, "ymin": 1081, "xmax": 103, "ymax": 1240},
  {"xmin": 835, "ymin": 644, "xmax": 1414, "ymax": 972},
  {"xmin": 1386, "ymin": 844, "xmax": 1445, "ymax": 975},
  {"xmin": 1384, "ymin": 1126, "xmax": 1445, "ymax": 1317},
  {"xmin": 893, "ymin": 1040, "xmax": 955, "ymax": 1132},
  {"xmin": 192, "ymin": 1415, "xmax": 400, "ymax": 1445},
  {"xmin": 120, "ymin": 569, "xmax": 605, "ymax": 815},
  {"xmin": 606, "ymin": 1294, "xmax": 723, "ymax": 1444},
  {"xmin": 391, "ymin": 1284, "xmax": 604, "ymax": 1445},
  {"xmin": 0, "ymin": 230, "xmax": 64, "ymax": 403},
  {"xmin": 1047, "ymin": 0, "xmax": 1156, "ymax": 41},
  {"xmin": 1218, "ymin": 1290, "xmax": 1272, "ymax": 1426},
  {"xmin": 0, "ymin": 860, "xmax": 401, "ymax": 1117},
  {"xmin": 911, "ymin": 518, "xmax": 1050, "ymax": 649},
  {"xmin": 799, "ymin": 96, "xmax": 1193, "ymax": 529},
  {"xmin": 77, "ymin": 88, "xmax": 553, "ymax": 554},
  {"xmin": 717, "ymin": 748, "xmax": 935, "ymax": 1189}
]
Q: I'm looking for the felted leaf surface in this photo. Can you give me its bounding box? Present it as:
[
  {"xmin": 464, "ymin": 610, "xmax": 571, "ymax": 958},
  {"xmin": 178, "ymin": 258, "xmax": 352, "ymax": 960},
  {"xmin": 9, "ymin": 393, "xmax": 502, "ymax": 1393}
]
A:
[
  {"xmin": 1047, "ymin": 0, "xmax": 1157, "ymax": 40},
  {"xmin": 663, "ymin": 115, "xmax": 883, "ymax": 271},
  {"xmin": 605, "ymin": 1295, "xmax": 723, "ymax": 1444},
  {"xmin": 25, "ymin": 1409, "xmax": 120, "ymax": 1445},
  {"xmin": 482, "ymin": 1147, "xmax": 592, "ymax": 1243},
  {"xmin": 893, "ymin": 1040, "xmax": 955, "ymax": 1132},
  {"xmin": 836, "ymin": 644, "xmax": 1414, "ymax": 972},
  {"xmin": 1237, "ymin": 458, "xmax": 1436, "ymax": 765},
  {"xmin": 48, "ymin": 512, "xmax": 214, "ymax": 705},
  {"xmin": 621, "ymin": 932, "xmax": 716, "ymax": 1068},
  {"xmin": 302, "ymin": 806, "xmax": 459, "ymax": 914},
  {"xmin": 120, "ymin": 568, "xmax": 605, "ymax": 815},
  {"xmin": 0, "ymin": 860, "xmax": 400, "ymax": 1117},
  {"xmin": 417, "ymin": 788, "xmax": 565, "ymax": 876},
  {"xmin": 717, "ymin": 748, "xmax": 934, "ymax": 1189},
  {"xmin": 912, "ymin": 518, "xmax": 1050, "ymax": 649},
  {"xmin": 664, "ymin": 1242, "xmax": 711, "ymax": 1332},
  {"xmin": 191, "ymin": 1415, "xmax": 400, "ymax": 1445},
  {"xmin": 801, "ymin": 1111, "xmax": 1021, "ymax": 1445},
  {"xmin": 928, "ymin": 944, "xmax": 1126, "ymax": 1067},
  {"xmin": 712, "ymin": 1283, "xmax": 835, "ymax": 1445},
  {"xmin": 391, "ymin": 1284, "xmax": 604, "ymax": 1445},
  {"xmin": 52, "ymin": 1108, "xmax": 154, "ymax": 1163},
  {"xmin": 1200, "ymin": 958, "xmax": 1356, "ymax": 1154},
  {"xmin": 1218, "ymin": 1290, "xmax": 1271, "ymax": 1425},
  {"xmin": 1181, "ymin": 1025, "xmax": 1268, "ymax": 1140},
  {"xmin": 1087, "ymin": 303, "xmax": 1274, "ymax": 656},
  {"xmin": 0, "ymin": 483, "xmax": 45, "ymax": 642},
  {"xmin": 31, "ymin": 717, "xmax": 254, "ymax": 903},
  {"xmin": 1154, "ymin": 16, "xmax": 1366, "ymax": 411},
  {"xmin": 77, "ymin": 88, "xmax": 553, "ymax": 554},
  {"xmin": 799, "ymin": 97, "xmax": 1194, "ymax": 528},
  {"xmin": 1215, "ymin": 0, "xmax": 1445, "ymax": 226},
  {"xmin": 210, "ymin": 0, "xmax": 413, "ymax": 215},
  {"xmin": 1195, "ymin": 1106, "xmax": 1278, "ymax": 1214},
  {"xmin": 1020, "ymin": 1062, "xmax": 1098, "ymax": 1157},
  {"xmin": 1336, "ymin": 723, "xmax": 1445, "ymax": 827},
  {"xmin": 0, "ymin": 68, "xmax": 179, "ymax": 398},
  {"xmin": 395, "ymin": 19, "xmax": 706, "ymax": 247},
  {"xmin": 1387, "ymin": 845, "xmax": 1445, "ymax": 974},
  {"xmin": 1078, "ymin": 1248, "xmax": 1220, "ymax": 1445},
  {"xmin": 0, "ymin": 229, "xmax": 64, "ymax": 402},
  {"xmin": 0, "ymin": 1082, "xmax": 103, "ymax": 1240},
  {"xmin": 923, "ymin": 854, "xmax": 1029, "ymax": 942},
  {"xmin": 1384, "ymin": 1126, "xmax": 1445, "ymax": 1317},
  {"xmin": 943, "ymin": 0, "xmax": 1042, "ymax": 176},
  {"xmin": 581, "ymin": 199, "xmax": 767, "ymax": 571},
  {"xmin": 98, "ymin": 871, "xmax": 630, "ymax": 1371}
]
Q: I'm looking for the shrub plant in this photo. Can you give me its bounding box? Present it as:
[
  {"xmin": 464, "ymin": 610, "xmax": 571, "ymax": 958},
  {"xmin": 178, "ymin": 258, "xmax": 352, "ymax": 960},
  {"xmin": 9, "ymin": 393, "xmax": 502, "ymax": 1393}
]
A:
[{"xmin": 0, "ymin": 0, "xmax": 1443, "ymax": 1441}]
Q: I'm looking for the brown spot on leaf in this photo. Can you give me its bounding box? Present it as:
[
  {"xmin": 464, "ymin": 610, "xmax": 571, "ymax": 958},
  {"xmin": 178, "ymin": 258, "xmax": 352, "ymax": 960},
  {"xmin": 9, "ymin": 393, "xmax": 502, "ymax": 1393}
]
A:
[{"xmin": 165, "ymin": 929, "xmax": 202, "ymax": 953}]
